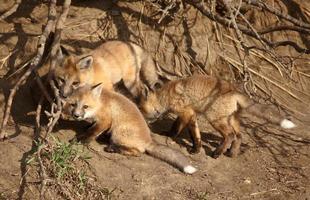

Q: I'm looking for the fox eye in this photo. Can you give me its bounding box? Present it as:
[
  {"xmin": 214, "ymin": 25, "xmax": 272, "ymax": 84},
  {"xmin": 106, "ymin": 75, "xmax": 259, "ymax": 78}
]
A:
[
  {"xmin": 70, "ymin": 103, "xmax": 76, "ymax": 107},
  {"xmin": 58, "ymin": 77, "xmax": 65, "ymax": 83},
  {"xmin": 83, "ymin": 105, "xmax": 89, "ymax": 109},
  {"xmin": 72, "ymin": 81, "xmax": 80, "ymax": 87}
]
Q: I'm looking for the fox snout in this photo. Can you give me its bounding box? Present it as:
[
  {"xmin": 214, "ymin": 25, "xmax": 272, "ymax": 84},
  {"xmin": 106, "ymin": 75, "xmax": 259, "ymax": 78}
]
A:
[
  {"xmin": 59, "ymin": 84, "xmax": 72, "ymax": 99},
  {"xmin": 142, "ymin": 109, "xmax": 163, "ymax": 122},
  {"xmin": 72, "ymin": 109, "xmax": 84, "ymax": 120}
]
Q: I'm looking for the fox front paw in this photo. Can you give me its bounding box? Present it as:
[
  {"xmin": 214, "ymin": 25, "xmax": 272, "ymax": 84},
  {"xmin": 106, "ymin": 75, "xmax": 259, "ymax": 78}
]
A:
[
  {"xmin": 228, "ymin": 148, "xmax": 240, "ymax": 158},
  {"xmin": 189, "ymin": 147, "xmax": 201, "ymax": 154},
  {"xmin": 212, "ymin": 150, "xmax": 221, "ymax": 159},
  {"xmin": 104, "ymin": 145, "xmax": 117, "ymax": 153}
]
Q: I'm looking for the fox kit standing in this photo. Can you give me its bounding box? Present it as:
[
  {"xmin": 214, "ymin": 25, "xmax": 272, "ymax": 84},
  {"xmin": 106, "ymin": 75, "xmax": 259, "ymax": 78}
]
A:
[
  {"xmin": 66, "ymin": 84, "xmax": 197, "ymax": 174},
  {"xmin": 139, "ymin": 75, "xmax": 296, "ymax": 158},
  {"xmin": 54, "ymin": 40, "xmax": 159, "ymax": 99}
]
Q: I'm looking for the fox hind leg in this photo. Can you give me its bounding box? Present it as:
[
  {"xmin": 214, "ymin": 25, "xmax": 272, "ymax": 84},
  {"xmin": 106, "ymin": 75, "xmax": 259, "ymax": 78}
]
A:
[
  {"xmin": 228, "ymin": 115, "xmax": 242, "ymax": 157},
  {"xmin": 118, "ymin": 146, "xmax": 142, "ymax": 157},
  {"xmin": 105, "ymin": 142, "xmax": 142, "ymax": 157},
  {"xmin": 171, "ymin": 110, "xmax": 195, "ymax": 138},
  {"xmin": 211, "ymin": 118, "xmax": 235, "ymax": 158},
  {"xmin": 169, "ymin": 117, "xmax": 182, "ymax": 136},
  {"xmin": 188, "ymin": 116, "xmax": 202, "ymax": 154}
]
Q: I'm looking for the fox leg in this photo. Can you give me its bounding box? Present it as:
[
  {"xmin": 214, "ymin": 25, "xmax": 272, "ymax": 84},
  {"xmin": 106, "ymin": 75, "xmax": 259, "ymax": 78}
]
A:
[
  {"xmin": 169, "ymin": 117, "xmax": 182, "ymax": 136},
  {"xmin": 228, "ymin": 115, "xmax": 242, "ymax": 157},
  {"xmin": 104, "ymin": 143, "xmax": 118, "ymax": 153},
  {"xmin": 210, "ymin": 118, "xmax": 235, "ymax": 158},
  {"xmin": 188, "ymin": 116, "xmax": 202, "ymax": 154},
  {"xmin": 77, "ymin": 123, "xmax": 108, "ymax": 143},
  {"xmin": 119, "ymin": 146, "xmax": 142, "ymax": 157},
  {"xmin": 171, "ymin": 111, "xmax": 194, "ymax": 138},
  {"xmin": 107, "ymin": 145, "xmax": 141, "ymax": 157}
]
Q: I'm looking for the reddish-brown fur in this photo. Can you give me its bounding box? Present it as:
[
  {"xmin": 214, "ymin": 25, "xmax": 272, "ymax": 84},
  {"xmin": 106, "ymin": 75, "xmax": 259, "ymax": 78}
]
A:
[
  {"xmin": 65, "ymin": 84, "xmax": 197, "ymax": 174},
  {"xmin": 140, "ymin": 75, "xmax": 294, "ymax": 158},
  {"xmin": 54, "ymin": 40, "xmax": 159, "ymax": 99}
]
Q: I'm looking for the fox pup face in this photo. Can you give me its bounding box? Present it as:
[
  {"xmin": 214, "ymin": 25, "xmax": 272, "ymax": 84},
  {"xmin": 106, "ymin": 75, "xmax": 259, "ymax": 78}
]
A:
[
  {"xmin": 66, "ymin": 84, "xmax": 103, "ymax": 121},
  {"xmin": 55, "ymin": 46, "xmax": 94, "ymax": 98},
  {"xmin": 139, "ymin": 92, "xmax": 165, "ymax": 120}
]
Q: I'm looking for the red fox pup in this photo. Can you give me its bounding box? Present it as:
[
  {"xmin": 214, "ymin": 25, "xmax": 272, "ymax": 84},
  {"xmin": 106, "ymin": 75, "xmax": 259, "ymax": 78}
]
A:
[
  {"xmin": 66, "ymin": 83, "xmax": 197, "ymax": 174},
  {"xmin": 54, "ymin": 40, "xmax": 159, "ymax": 99},
  {"xmin": 139, "ymin": 75, "xmax": 296, "ymax": 158}
]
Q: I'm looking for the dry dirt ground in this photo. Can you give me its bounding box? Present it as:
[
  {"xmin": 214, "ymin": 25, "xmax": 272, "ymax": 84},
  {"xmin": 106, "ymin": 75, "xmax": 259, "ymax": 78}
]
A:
[{"xmin": 0, "ymin": 0, "xmax": 310, "ymax": 199}]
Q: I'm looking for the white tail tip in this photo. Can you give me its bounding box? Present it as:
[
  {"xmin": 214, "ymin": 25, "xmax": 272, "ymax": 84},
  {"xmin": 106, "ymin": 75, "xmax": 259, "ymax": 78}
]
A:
[
  {"xmin": 280, "ymin": 119, "xmax": 296, "ymax": 129},
  {"xmin": 183, "ymin": 165, "xmax": 197, "ymax": 174}
]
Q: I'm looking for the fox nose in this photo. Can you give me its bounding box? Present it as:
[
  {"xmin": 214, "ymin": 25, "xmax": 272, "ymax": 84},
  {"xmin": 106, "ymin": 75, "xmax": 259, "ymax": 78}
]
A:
[
  {"xmin": 73, "ymin": 113, "xmax": 80, "ymax": 119},
  {"xmin": 60, "ymin": 90, "xmax": 67, "ymax": 99}
]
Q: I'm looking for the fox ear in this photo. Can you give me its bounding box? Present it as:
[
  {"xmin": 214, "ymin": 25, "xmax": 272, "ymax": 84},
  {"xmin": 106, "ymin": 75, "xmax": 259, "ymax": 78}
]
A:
[
  {"xmin": 57, "ymin": 45, "xmax": 70, "ymax": 62},
  {"xmin": 91, "ymin": 83, "xmax": 103, "ymax": 99},
  {"xmin": 142, "ymin": 86, "xmax": 149, "ymax": 99},
  {"xmin": 60, "ymin": 45, "xmax": 70, "ymax": 56},
  {"xmin": 77, "ymin": 55, "xmax": 93, "ymax": 70}
]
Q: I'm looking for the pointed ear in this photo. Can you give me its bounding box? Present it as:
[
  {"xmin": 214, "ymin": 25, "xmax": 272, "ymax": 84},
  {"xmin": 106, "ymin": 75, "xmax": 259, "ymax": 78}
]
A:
[
  {"xmin": 60, "ymin": 45, "xmax": 70, "ymax": 56},
  {"xmin": 57, "ymin": 45, "xmax": 70, "ymax": 60},
  {"xmin": 77, "ymin": 55, "xmax": 93, "ymax": 70},
  {"xmin": 91, "ymin": 83, "xmax": 103, "ymax": 99},
  {"xmin": 141, "ymin": 86, "xmax": 149, "ymax": 99},
  {"xmin": 57, "ymin": 45, "xmax": 70, "ymax": 62}
]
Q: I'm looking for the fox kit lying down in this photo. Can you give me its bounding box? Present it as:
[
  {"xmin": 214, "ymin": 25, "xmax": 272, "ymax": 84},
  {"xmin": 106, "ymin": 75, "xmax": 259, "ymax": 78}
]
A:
[
  {"xmin": 54, "ymin": 40, "xmax": 159, "ymax": 99},
  {"xmin": 66, "ymin": 84, "xmax": 197, "ymax": 174},
  {"xmin": 139, "ymin": 75, "xmax": 296, "ymax": 158}
]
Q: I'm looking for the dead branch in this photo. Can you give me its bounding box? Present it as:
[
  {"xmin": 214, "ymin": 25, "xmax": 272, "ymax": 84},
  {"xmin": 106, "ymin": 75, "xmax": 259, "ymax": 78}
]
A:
[
  {"xmin": 246, "ymin": 0, "xmax": 310, "ymax": 30},
  {"xmin": 44, "ymin": 0, "xmax": 71, "ymax": 136},
  {"xmin": 258, "ymin": 25, "xmax": 310, "ymax": 35},
  {"xmin": 184, "ymin": 0, "xmax": 310, "ymax": 54},
  {"xmin": 35, "ymin": 0, "xmax": 71, "ymax": 197},
  {"xmin": 0, "ymin": 0, "xmax": 22, "ymax": 20},
  {"xmin": 37, "ymin": 144, "xmax": 50, "ymax": 200},
  {"xmin": 0, "ymin": 0, "xmax": 57, "ymax": 140},
  {"xmin": 34, "ymin": 73, "xmax": 53, "ymax": 104}
]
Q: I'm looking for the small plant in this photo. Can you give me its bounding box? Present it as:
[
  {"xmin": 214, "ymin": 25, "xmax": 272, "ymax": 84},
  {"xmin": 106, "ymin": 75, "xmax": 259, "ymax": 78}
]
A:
[
  {"xmin": 0, "ymin": 192, "xmax": 7, "ymax": 200},
  {"xmin": 77, "ymin": 170, "xmax": 87, "ymax": 190},
  {"xmin": 25, "ymin": 136, "xmax": 115, "ymax": 199},
  {"xmin": 195, "ymin": 190, "xmax": 208, "ymax": 200},
  {"xmin": 49, "ymin": 137, "xmax": 78, "ymax": 178},
  {"xmin": 99, "ymin": 187, "xmax": 117, "ymax": 200}
]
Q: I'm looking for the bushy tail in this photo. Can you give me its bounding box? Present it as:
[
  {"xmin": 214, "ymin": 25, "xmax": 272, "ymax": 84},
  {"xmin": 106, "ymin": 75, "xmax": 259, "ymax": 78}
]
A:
[
  {"xmin": 235, "ymin": 93, "xmax": 296, "ymax": 129},
  {"xmin": 145, "ymin": 142, "xmax": 197, "ymax": 174}
]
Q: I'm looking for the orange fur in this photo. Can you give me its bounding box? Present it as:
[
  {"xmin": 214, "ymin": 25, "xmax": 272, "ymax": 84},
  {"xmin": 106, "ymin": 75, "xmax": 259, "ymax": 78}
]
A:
[
  {"xmin": 140, "ymin": 75, "xmax": 295, "ymax": 158},
  {"xmin": 66, "ymin": 84, "xmax": 197, "ymax": 174},
  {"xmin": 54, "ymin": 40, "xmax": 159, "ymax": 99}
]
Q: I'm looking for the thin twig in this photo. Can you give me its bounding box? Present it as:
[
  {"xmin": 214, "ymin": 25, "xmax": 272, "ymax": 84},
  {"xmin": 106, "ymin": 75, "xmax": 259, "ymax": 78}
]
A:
[
  {"xmin": 34, "ymin": 72, "xmax": 53, "ymax": 104},
  {"xmin": 44, "ymin": 0, "xmax": 71, "ymax": 136},
  {"xmin": 0, "ymin": 50, "xmax": 17, "ymax": 69},
  {"xmin": 38, "ymin": 144, "xmax": 50, "ymax": 200},
  {"xmin": 246, "ymin": 0, "xmax": 310, "ymax": 30},
  {"xmin": 220, "ymin": 54, "xmax": 303, "ymax": 101},
  {"xmin": 250, "ymin": 188, "xmax": 278, "ymax": 196}
]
